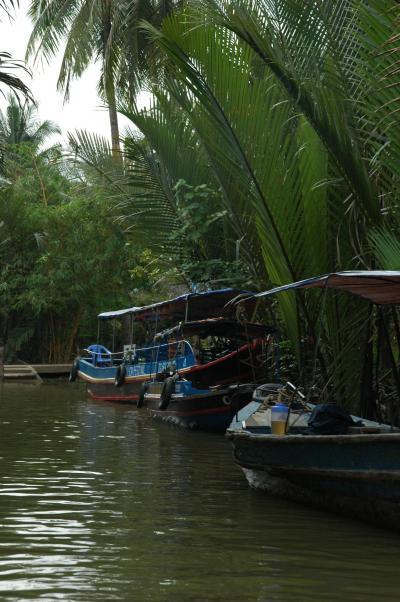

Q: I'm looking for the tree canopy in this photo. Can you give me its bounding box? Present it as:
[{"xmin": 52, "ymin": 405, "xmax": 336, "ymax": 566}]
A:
[{"xmin": 1, "ymin": 0, "xmax": 400, "ymax": 418}]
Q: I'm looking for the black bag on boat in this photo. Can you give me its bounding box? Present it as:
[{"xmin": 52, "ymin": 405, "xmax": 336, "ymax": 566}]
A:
[{"xmin": 308, "ymin": 403, "xmax": 359, "ymax": 435}]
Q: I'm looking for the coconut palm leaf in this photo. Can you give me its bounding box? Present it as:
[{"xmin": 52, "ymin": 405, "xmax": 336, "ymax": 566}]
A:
[
  {"xmin": 66, "ymin": 128, "xmax": 128, "ymax": 191},
  {"xmin": 27, "ymin": 0, "xmax": 186, "ymax": 152},
  {"xmin": 0, "ymin": 0, "xmax": 18, "ymax": 18},
  {"xmin": 0, "ymin": 52, "xmax": 32, "ymax": 100},
  {"xmin": 142, "ymin": 13, "xmax": 322, "ymax": 351},
  {"xmin": 121, "ymin": 97, "xmax": 249, "ymax": 269},
  {"xmin": 199, "ymin": 0, "xmax": 383, "ymax": 228},
  {"xmin": 67, "ymin": 125, "xmax": 182, "ymax": 252},
  {"xmin": 138, "ymin": 3, "xmax": 395, "ymax": 404},
  {"xmin": 0, "ymin": 94, "xmax": 60, "ymax": 145},
  {"xmin": 370, "ymin": 229, "xmax": 400, "ymax": 270}
]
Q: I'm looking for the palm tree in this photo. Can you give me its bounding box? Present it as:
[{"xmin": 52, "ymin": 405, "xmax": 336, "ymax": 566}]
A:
[
  {"xmin": 130, "ymin": 0, "xmax": 400, "ymax": 411},
  {"xmin": 27, "ymin": 0, "xmax": 183, "ymax": 155},
  {"xmin": 0, "ymin": 93, "xmax": 60, "ymax": 146},
  {"xmin": 52, "ymin": 0, "xmax": 400, "ymax": 412},
  {"xmin": 0, "ymin": 95, "xmax": 61, "ymax": 182},
  {"xmin": 0, "ymin": 52, "xmax": 32, "ymax": 99}
]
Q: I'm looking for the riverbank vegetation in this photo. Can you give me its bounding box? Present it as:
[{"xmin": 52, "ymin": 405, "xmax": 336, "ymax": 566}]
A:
[{"xmin": 1, "ymin": 0, "xmax": 400, "ymax": 418}]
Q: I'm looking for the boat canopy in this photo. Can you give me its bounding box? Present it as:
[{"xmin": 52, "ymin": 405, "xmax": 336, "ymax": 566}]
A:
[
  {"xmin": 153, "ymin": 318, "xmax": 276, "ymax": 341},
  {"xmin": 98, "ymin": 288, "xmax": 254, "ymax": 321},
  {"xmin": 247, "ymin": 271, "xmax": 400, "ymax": 305}
]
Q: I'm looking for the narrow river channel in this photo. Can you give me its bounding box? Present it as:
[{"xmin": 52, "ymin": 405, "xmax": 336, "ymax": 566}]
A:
[{"xmin": 0, "ymin": 382, "xmax": 399, "ymax": 601}]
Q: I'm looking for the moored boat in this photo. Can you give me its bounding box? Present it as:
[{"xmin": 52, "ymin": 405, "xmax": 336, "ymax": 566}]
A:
[
  {"xmin": 144, "ymin": 380, "xmax": 257, "ymax": 431},
  {"xmin": 73, "ymin": 339, "xmax": 197, "ymax": 403},
  {"xmin": 141, "ymin": 318, "xmax": 274, "ymax": 430},
  {"xmin": 71, "ymin": 289, "xmax": 274, "ymax": 424},
  {"xmin": 227, "ymin": 271, "xmax": 400, "ymax": 530}
]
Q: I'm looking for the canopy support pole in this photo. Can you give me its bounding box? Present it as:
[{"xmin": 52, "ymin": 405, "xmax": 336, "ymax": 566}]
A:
[
  {"xmin": 306, "ymin": 284, "xmax": 328, "ymax": 403},
  {"xmin": 379, "ymin": 307, "xmax": 400, "ymax": 426},
  {"xmin": 360, "ymin": 305, "xmax": 373, "ymax": 418},
  {"xmin": 130, "ymin": 315, "xmax": 134, "ymax": 346}
]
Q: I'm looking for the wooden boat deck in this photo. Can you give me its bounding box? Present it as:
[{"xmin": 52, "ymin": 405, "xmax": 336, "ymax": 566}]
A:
[
  {"xmin": 2, "ymin": 365, "xmax": 42, "ymax": 382},
  {"xmin": 31, "ymin": 364, "xmax": 71, "ymax": 376},
  {"xmin": 1, "ymin": 364, "xmax": 71, "ymax": 382}
]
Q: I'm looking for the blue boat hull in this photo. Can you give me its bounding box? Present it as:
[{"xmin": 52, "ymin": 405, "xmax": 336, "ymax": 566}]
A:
[{"xmin": 76, "ymin": 342, "xmax": 262, "ymax": 404}]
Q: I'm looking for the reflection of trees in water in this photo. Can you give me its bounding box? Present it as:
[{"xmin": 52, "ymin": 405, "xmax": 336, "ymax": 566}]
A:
[{"xmin": 2, "ymin": 383, "xmax": 399, "ymax": 600}]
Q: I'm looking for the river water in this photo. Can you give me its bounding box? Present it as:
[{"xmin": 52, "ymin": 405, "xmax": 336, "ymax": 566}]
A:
[{"xmin": 0, "ymin": 382, "xmax": 399, "ymax": 601}]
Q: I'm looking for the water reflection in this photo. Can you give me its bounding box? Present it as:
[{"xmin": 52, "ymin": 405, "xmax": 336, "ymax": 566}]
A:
[{"xmin": 0, "ymin": 382, "xmax": 399, "ymax": 601}]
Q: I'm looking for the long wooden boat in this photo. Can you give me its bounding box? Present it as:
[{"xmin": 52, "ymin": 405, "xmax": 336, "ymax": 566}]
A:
[
  {"xmin": 144, "ymin": 380, "xmax": 257, "ymax": 431},
  {"xmin": 140, "ymin": 318, "xmax": 273, "ymax": 431},
  {"xmin": 227, "ymin": 271, "xmax": 400, "ymax": 529},
  {"xmin": 76, "ymin": 335, "xmax": 264, "ymax": 404},
  {"xmin": 71, "ymin": 290, "xmax": 274, "ymax": 430}
]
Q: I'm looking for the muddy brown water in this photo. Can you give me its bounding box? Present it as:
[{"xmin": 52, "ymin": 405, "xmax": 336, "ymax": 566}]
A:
[{"xmin": 0, "ymin": 382, "xmax": 399, "ymax": 601}]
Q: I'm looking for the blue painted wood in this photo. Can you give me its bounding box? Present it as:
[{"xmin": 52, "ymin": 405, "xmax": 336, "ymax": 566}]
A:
[
  {"xmin": 77, "ymin": 348, "xmax": 197, "ymax": 382},
  {"xmin": 232, "ymin": 431, "xmax": 400, "ymax": 472},
  {"xmin": 78, "ymin": 360, "xmax": 116, "ymax": 380}
]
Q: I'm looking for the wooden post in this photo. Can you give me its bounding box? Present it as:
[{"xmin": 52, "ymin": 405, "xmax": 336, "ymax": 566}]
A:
[
  {"xmin": 0, "ymin": 346, "xmax": 4, "ymax": 381},
  {"xmin": 379, "ymin": 308, "xmax": 400, "ymax": 426}
]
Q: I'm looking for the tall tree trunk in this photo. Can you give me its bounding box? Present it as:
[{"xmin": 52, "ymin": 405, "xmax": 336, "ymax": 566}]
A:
[
  {"xmin": 66, "ymin": 309, "xmax": 83, "ymax": 362},
  {"xmin": 107, "ymin": 81, "xmax": 121, "ymax": 157},
  {"xmin": 102, "ymin": 2, "xmax": 121, "ymax": 157}
]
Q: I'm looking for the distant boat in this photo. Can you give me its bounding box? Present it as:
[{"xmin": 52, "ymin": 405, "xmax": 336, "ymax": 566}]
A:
[
  {"xmin": 71, "ymin": 289, "xmax": 275, "ymax": 430},
  {"xmin": 227, "ymin": 271, "xmax": 400, "ymax": 530},
  {"xmin": 142, "ymin": 318, "xmax": 273, "ymax": 431}
]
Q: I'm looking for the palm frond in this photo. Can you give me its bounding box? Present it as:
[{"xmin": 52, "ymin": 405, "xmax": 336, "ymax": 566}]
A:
[
  {"xmin": 200, "ymin": 0, "xmax": 381, "ymax": 226},
  {"xmin": 137, "ymin": 2, "xmax": 392, "ymax": 404},
  {"xmin": 0, "ymin": 52, "xmax": 32, "ymax": 100},
  {"xmin": 370, "ymin": 228, "xmax": 400, "ymax": 270},
  {"xmin": 0, "ymin": 0, "xmax": 18, "ymax": 19}
]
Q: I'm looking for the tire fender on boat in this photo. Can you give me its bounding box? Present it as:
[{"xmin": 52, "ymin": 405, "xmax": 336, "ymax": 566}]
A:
[
  {"xmin": 137, "ymin": 381, "xmax": 149, "ymax": 408},
  {"xmin": 158, "ymin": 376, "xmax": 176, "ymax": 410},
  {"xmin": 114, "ymin": 364, "xmax": 127, "ymax": 388},
  {"xmin": 222, "ymin": 394, "xmax": 232, "ymax": 405},
  {"xmin": 69, "ymin": 358, "xmax": 80, "ymax": 382}
]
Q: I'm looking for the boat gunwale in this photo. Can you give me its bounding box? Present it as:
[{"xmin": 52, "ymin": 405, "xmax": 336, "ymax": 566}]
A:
[
  {"xmin": 145, "ymin": 390, "xmax": 228, "ymax": 402},
  {"xmin": 226, "ymin": 429, "xmax": 400, "ymax": 443},
  {"xmin": 77, "ymin": 340, "xmax": 258, "ymax": 384}
]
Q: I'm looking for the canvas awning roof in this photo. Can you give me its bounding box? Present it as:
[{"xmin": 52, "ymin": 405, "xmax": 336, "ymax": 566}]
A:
[
  {"xmin": 98, "ymin": 288, "xmax": 255, "ymax": 321},
  {"xmin": 247, "ymin": 271, "xmax": 400, "ymax": 305},
  {"xmin": 154, "ymin": 318, "xmax": 276, "ymax": 341}
]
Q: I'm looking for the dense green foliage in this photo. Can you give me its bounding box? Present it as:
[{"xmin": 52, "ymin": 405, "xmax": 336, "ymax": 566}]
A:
[
  {"xmin": 2, "ymin": 0, "xmax": 400, "ymax": 418},
  {"xmin": 62, "ymin": 0, "xmax": 400, "ymax": 414},
  {"xmin": 0, "ymin": 100, "xmax": 169, "ymax": 361}
]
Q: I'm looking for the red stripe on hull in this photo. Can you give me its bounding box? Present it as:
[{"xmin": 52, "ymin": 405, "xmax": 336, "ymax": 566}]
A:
[{"xmin": 87, "ymin": 387, "xmax": 139, "ymax": 402}]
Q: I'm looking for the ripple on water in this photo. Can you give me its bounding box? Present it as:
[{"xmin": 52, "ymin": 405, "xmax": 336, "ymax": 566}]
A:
[{"xmin": 0, "ymin": 383, "xmax": 400, "ymax": 601}]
